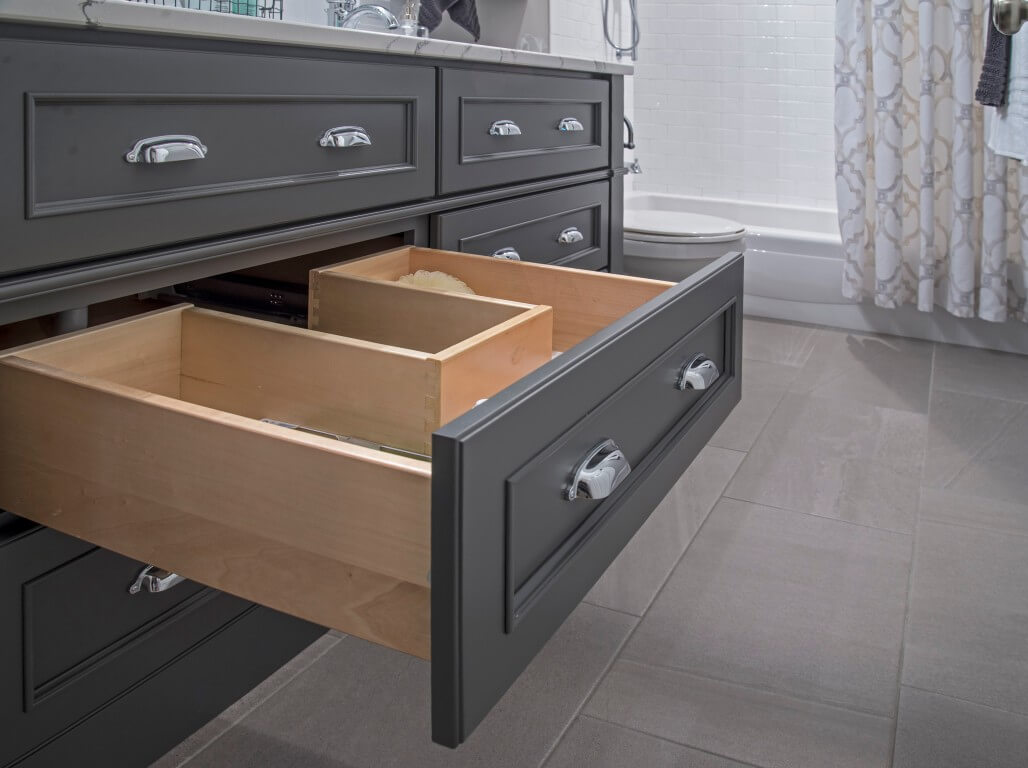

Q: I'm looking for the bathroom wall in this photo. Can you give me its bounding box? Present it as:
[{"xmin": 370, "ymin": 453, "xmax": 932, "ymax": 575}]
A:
[{"xmin": 629, "ymin": 0, "xmax": 836, "ymax": 209}]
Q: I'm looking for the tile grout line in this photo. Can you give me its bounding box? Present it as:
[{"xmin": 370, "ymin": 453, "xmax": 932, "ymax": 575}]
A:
[
  {"xmin": 167, "ymin": 633, "xmax": 343, "ymax": 767},
  {"xmin": 917, "ymin": 514, "xmax": 1028, "ymax": 540},
  {"xmin": 540, "ymin": 447, "xmax": 753, "ymax": 767},
  {"xmin": 887, "ymin": 341, "xmax": 934, "ymax": 767},
  {"xmin": 576, "ymin": 714, "xmax": 769, "ymax": 768},
  {"xmin": 613, "ymin": 653, "xmax": 898, "ymax": 722},
  {"xmin": 719, "ymin": 494, "xmax": 916, "ymax": 537},
  {"xmin": 902, "ymin": 683, "xmax": 1028, "ymax": 719}
]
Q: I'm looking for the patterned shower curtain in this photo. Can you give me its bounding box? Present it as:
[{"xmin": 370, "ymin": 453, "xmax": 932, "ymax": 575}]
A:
[{"xmin": 835, "ymin": 0, "xmax": 1027, "ymax": 323}]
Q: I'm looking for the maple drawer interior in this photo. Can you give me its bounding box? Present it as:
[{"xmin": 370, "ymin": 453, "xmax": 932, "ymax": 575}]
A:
[{"xmin": 0, "ymin": 249, "xmax": 676, "ymax": 665}]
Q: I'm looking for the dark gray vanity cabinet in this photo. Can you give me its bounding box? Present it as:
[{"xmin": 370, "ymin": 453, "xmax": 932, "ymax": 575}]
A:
[{"xmin": 0, "ymin": 19, "xmax": 740, "ymax": 763}]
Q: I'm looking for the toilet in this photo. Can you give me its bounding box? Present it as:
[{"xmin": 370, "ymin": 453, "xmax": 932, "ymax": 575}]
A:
[{"xmin": 623, "ymin": 206, "xmax": 747, "ymax": 281}]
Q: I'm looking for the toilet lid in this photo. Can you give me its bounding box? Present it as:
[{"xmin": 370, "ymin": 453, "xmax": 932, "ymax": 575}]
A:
[{"xmin": 625, "ymin": 209, "xmax": 746, "ymax": 243}]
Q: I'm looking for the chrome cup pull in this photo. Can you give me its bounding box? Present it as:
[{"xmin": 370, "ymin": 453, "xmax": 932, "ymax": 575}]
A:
[
  {"xmin": 557, "ymin": 226, "xmax": 584, "ymax": 245},
  {"xmin": 489, "ymin": 119, "xmax": 522, "ymax": 137},
  {"xmin": 491, "ymin": 247, "xmax": 521, "ymax": 261},
  {"xmin": 995, "ymin": 0, "xmax": 1028, "ymax": 34},
  {"xmin": 558, "ymin": 117, "xmax": 585, "ymax": 132},
  {"xmin": 676, "ymin": 354, "xmax": 720, "ymax": 391},
  {"xmin": 125, "ymin": 135, "xmax": 207, "ymax": 164},
  {"xmin": 565, "ymin": 439, "xmax": 632, "ymax": 501},
  {"xmin": 319, "ymin": 125, "xmax": 372, "ymax": 148},
  {"xmin": 128, "ymin": 565, "xmax": 185, "ymax": 595}
]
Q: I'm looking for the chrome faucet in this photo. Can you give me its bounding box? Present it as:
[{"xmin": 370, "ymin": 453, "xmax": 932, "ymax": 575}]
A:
[
  {"xmin": 327, "ymin": 0, "xmax": 399, "ymax": 30},
  {"xmin": 623, "ymin": 116, "xmax": 636, "ymax": 150}
]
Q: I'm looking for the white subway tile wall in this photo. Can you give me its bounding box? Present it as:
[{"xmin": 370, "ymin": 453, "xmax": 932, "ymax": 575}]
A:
[{"xmin": 551, "ymin": 0, "xmax": 837, "ymax": 210}]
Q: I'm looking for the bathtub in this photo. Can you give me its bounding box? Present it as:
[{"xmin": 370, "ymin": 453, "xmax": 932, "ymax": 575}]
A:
[{"xmin": 624, "ymin": 192, "xmax": 1028, "ymax": 353}]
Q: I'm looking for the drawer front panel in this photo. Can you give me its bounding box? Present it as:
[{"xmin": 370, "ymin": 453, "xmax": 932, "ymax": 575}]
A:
[
  {"xmin": 0, "ymin": 526, "xmax": 251, "ymax": 767},
  {"xmin": 432, "ymin": 253, "xmax": 744, "ymax": 746},
  {"xmin": 0, "ymin": 38, "xmax": 435, "ymax": 277},
  {"xmin": 440, "ymin": 69, "xmax": 609, "ymax": 194},
  {"xmin": 433, "ymin": 182, "xmax": 609, "ymax": 269}
]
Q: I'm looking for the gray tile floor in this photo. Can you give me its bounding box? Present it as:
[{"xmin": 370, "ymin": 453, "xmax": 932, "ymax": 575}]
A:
[{"xmin": 153, "ymin": 317, "xmax": 1028, "ymax": 768}]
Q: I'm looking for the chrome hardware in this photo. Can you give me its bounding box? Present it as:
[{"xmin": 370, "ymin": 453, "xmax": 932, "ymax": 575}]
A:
[
  {"xmin": 557, "ymin": 227, "xmax": 584, "ymax": 245},
  {"xmin": 491, "ymin": 247, "xmax": 521, "ymax": 261},
  {"xmin": 128, "ymin": 565, "xmax": 185, "ymax": 595},
  {"xmin": 319, "ymin": 126, "xmax": 372, "ymax": 148},
  {"xmin": 623, "ymin": 116, "xmax": 636, "ymax": 150},
  {"xmin": 565, "ymin": 439, "xmax": 632, "ymax": 501},
  {"xmin": 676, "ymin": 354, "xmax": 720, "ymax": 391},
  {"xmin": 327, "ymin": 0, "xmax": 399, "ymax": 30},
  {"xmin": 628, "ymin": 158, "xmax": 642, "ymax": 174},
  {"xmin": 489, "ymin": 120, "xmax": 522, "ymax": 137},
  {"xmin": 558, "ymin": 117, "xmax": 585, "ymax": 132},
  {"xmin": 125, "ymin": 135, "xmax": 207, "ymax": 164},
  {"xmin": 995, "ymin": 0, "xmax": 1028, "ymax": 34},
  {"xmin": 260, "ymin": 418, "xmax": 429, "ymax": 462}
]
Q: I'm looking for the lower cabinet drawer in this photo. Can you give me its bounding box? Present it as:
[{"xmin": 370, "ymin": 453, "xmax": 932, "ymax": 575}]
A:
[
  {"xmin": 433, "ymin": 182, "xmax": 610, "ymax": 270},
  {"xmin": 0, "ymin": 526, "xmax": 251, "ymax": 767},
  {"xmin": 0, "ymin": 247, "xmax": 743, "ymax": 748}
]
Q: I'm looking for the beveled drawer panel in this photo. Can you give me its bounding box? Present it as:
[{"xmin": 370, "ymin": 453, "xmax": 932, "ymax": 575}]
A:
[
  {"xmin": 0, "ymin": 247, "xmax": 743, "ymax": 749},
  {"xmin": 0, "ymin": 38, "xmax": 435, "ymax": 277},
  {"xmin": 439, "ymin": 69, "xmax": 609, "ymax": 194},
  {"xmin": 433, "ymin": 182, "xmax": 609, "ymax": 270}
]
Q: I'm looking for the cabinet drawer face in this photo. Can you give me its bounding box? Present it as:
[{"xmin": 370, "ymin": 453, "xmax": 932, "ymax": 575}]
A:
[
  {"xmin": 440, "ymin": 69, "xmax": 609, "ymax": 194},
  {"xmin": 0, "ymin": 528, "xmax": 250, "ymax": 767},
  {"xmin": 0, "ymin": 38, "xmax": 435, "ymax": 277},
  {"xmin": 433, "ymin": 182, "xmax": 609, "ymax": 270},
  {"xmin": 0, "ymin": 247, "xmax": 743, "ymax": 749}
]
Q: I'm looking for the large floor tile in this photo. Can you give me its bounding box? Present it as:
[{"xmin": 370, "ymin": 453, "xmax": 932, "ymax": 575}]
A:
[
  {"xmin": 933, "ymin": 343, "xmax": 1028, "ymax": 403},
  {"xmin": 789, "ymin": 329, "xmax": 933, "ymax": 413},
  {"xmin": 894, "ymin": 686, "xmax": 1028, "ymax": 768},
  {"xmin": 903, "ymin": 520, "xmax": 1028, "ymax": 715},
  {"xmin": 584, "ymin": 661, "xmax": 893, "ymax": 768},
  {"xmin": 177, "ymin": 602, "xmax": 635, "ymax": 768},
  {"xmin": 725, "ymin": 393, "xmax": 926, "ymax": 533},
  {"xmin": 623, "ymin": 499, "xmax": 910, "ymax": 715},
  {"xmin": 709, "ymin": 360, "xmax": 797, "ymax": 452},
  {"xmin": 545, "ymin": 716, "xmax": 750, "ymax": 768},
  {"xmin": 741, "ymin": 317, "xmax": 818, "ymax": 367},
  {"xmin": 922, "ymin": 389, "xmax": 1028, "ymax": 509},
  {"xmin": 586, "ymin": 447, "xmax": 745, "ymax": 616}
]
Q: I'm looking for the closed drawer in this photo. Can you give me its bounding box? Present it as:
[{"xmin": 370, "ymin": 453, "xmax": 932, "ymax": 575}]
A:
[
  {"xmin": 0, "ymin": 526, "xmax": 250, "ymax": 767},
  {"xmin": 433, "ymin": 182, "xmax": 609, "ymax": 270},
  {"xmin": 439, "ymin": 69, "xmax": 609, "ymax": 194},
  {"xmin": 0, "ymin": 38, "xmax": 435, "ymax": 277},
  {"xmin": 0, "ymin": 247, "xmax": 743, "ymax": 748}
]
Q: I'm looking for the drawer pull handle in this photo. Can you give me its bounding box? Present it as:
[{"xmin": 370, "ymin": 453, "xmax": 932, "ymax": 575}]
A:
[
  {"xmin": 676, "ymin": 354, "xmax": 720, "ymax": 391},
  {"xmin": 489, "ymin": 119, "xmax": 523, "ymax": 137},
  {"xmin": 128, "ymin": 565, "xmax": 185, "ymax": 595},
  {"xmin": 125, "ymin": 135, "xmax": 207, "ymax": 164},
  {"xmin": 558, "ymin": 117, "xmax": 585, "ymax": 132},
  {"xmin": 492, "ymin": 247, "xmax": 521, "ymax": 261},
  {"xmin": 557, "ymin": 227, "xmax": 584, "ymax": 245},
  {"xmin": 319, "ymin": 126, "xmax": 372, "ymax": 148},
  {"xmin": 566, "ymin": 439, "xmax": 632, "ymax": 501}
]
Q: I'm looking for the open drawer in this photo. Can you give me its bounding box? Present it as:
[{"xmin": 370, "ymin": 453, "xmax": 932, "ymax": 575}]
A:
[{"xmin": 0, "ymin": 247, "xmax": 743, "ymax": 748}]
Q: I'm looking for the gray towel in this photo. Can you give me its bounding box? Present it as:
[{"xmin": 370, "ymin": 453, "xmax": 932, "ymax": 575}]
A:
[
  {"xmin": 419, "ymin": 0, "xmax": 480, "ymax": 41},
  {"xmin": 977, "ymin": 0, "xmax": 1012, "ymax": 107}
]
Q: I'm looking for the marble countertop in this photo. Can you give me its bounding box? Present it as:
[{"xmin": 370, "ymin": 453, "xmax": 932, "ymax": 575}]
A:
[{"xmin": 0, "ymin": 0, "xmax": 633, "ymax": 75}]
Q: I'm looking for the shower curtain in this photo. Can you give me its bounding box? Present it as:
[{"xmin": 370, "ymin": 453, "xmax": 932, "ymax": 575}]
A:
[{"xmin": 835, "ymin": 0, "xmax": 1027, "ymax": 323}]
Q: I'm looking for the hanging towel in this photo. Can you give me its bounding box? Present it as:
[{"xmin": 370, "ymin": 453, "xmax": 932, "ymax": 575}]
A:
[
  {"xmin": 976, "ymin": 1, "xmax": 1012, "ymax": 106},
  {"xmin": 419, "ymin": 0, "xmax": 480, "ymax": 41},
  {"xmin": 988, "ymin": 27, "xmax": 1028, "ymax": 163}
]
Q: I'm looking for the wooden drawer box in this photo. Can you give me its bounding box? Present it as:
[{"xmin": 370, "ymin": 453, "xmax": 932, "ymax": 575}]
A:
[{"xmin": 0, "ymin": 247, "xmax": 744, "ymax": 747}]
